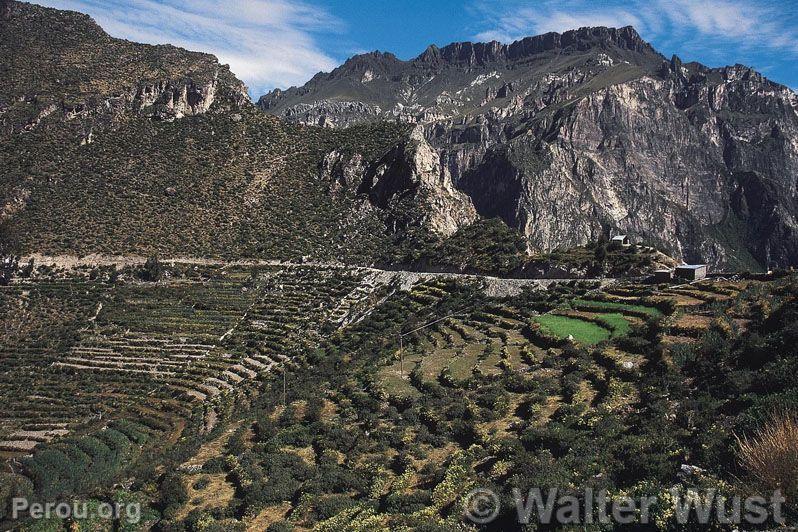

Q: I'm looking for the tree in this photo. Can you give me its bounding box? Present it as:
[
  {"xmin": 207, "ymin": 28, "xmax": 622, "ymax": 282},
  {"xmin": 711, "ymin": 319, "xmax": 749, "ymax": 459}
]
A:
[
  {"xmin": 593, "ymin": 243, "xmax": 607, "ymax": 263},
  {"xmin": 593, "ymin": 243, "xmax": 607, "ymax": 272},
  {"xmin": 0, "ymin": 220, "xmax": 19, "ymax": 286},
  {"xmin": 138, "ymin": 257, "xmax": 163, "ymax": 282},
  {"xmin": 159, "ymin": 472, "xmax": 188, "ymax": 519}
]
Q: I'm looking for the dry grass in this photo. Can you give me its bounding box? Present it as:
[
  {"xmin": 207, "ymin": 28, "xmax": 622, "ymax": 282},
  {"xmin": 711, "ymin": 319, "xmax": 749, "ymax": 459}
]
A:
[
  {"xmin": 174, "ymin": 474, "xmax": 236, "ymax": 522},
  {"xmin": 736, "ymin": 413, "xmax": 798, "ymax": 504},
  {"xmin": 246, "ymin": 502, "xmax": 293, "ymax": 531},
  {"xmin": 182, "ymin": 421, "xmax": 242, "ymax": 469}
]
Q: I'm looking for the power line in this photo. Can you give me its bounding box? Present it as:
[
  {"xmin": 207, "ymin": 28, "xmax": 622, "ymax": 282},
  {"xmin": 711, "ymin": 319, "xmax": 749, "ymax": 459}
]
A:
[{"xmin": 397, "ymin": 310, "xmax": 468, "ymax": 377}]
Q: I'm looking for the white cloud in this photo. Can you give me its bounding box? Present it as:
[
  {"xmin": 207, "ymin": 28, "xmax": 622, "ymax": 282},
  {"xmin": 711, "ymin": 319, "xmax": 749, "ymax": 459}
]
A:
[
  {"xmin": 34, "ymin": 0, "xmax": 343, "ymax": 97},
  {"xmin": 471, "ymin": 0, "xmax": 798, "ymax": 59},
  {"xmin": 471, "ymin": 0, "xmax": 641, "ymax": 43},
  {"xmin": 476, "ymin": 5, "xmax": 643, "ymax": 42}
]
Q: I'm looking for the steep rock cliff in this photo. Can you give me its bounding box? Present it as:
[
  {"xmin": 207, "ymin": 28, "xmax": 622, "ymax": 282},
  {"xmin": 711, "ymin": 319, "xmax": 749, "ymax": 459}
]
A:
[
  {"xmin": 320, "ymin": 126, "xmax": 477, "ymax": 236},
  {"xmin": 262, "ymin": 27, "xmax": 798, "ymax": 270}
]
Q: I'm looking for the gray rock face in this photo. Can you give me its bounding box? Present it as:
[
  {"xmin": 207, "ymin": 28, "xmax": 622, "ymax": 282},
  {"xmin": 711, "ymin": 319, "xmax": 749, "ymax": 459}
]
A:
[
  {"xmin": 320, "ymin": 126, "xmax": 477, "ymax": 236},
  {"xmin": 261, "ymin": 27, "xmax": 798, "ymax": 270},
  {"xmin": 6, "ymin": 72, "xmax": 246, "ymax": 142}
]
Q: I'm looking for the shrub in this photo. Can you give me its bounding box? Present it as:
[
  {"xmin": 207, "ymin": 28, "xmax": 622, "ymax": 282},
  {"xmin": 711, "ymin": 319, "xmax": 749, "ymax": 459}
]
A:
[
  {"xmin": 736, "ymin": 412, "xmax": 798, "ymax": 505},
  {"xmin": 652, "ymin": 298, "xmax": 677, "ymax": 316},
  {"xmin": 616, "ymin": 336, "xmax": 651, "ymax": 355},
  {"xmin": 313, "ymin": 494, "xmax": 357, "ymax": 520},
  {"xmin": 159, "ymin": 472, "xmax": 189, "ymax": 519},
  {"xmin": 138, "ymin": 256, "xmax": 163, "ymax": 282},
  {"xmin": 202, "ymin": 457, "xmax": 227, "ymax": 474},
  {"xmin": 192, "ymin": 477, "xmax": 211, "ymax": 490},
  {"xmin": 669, "ymin": 343, "xmax": 697, "ymax": 367},
  {"xmin": 382, "ymin": 489, "xmax": 432, "ymax": 514},
  {"xmin": 0, "ymin": 474, "xmax": 33, "ymax": 521},
  {"xmin": 22, "ymin": 428, "xmax": 137, "ymax": 500}
]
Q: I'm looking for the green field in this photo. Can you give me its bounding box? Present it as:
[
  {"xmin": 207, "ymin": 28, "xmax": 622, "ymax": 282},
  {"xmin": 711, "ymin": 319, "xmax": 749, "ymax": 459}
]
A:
[
  {"xmin": 572, "ymin": 299, "xmax": 662, "ymax": 317},
  {"xmin": 594, "ymin": 312, "xmax": 634, "ymax": 338},
  {"xmin": 533, "ymin": 314, "xmax": 612, "ymax": 345}
]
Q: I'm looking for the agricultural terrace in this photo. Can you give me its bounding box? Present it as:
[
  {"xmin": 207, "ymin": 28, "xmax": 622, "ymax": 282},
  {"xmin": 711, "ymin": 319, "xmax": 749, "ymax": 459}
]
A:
[
  {"xmin": 154, "ymin": 272, "xmax": 798, "ymax": 530},
  {"xmin": 0, "ymin": 262, "xmax": 384, "ymax": 464},
  {"xmin": 3, "ymin": 264, "xmax": 796, "ymax": 530}
]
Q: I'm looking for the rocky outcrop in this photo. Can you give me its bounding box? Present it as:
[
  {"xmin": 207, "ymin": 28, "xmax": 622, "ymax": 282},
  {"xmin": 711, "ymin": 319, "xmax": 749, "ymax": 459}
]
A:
[
  {"xmin": 262, "ymin": 26, "xmax": 798, "ymax": 270},
  {"xmin": 264, "ymin": 100, "xmax": 383, "ymax": 128},
  {"xmin": 134, "ymin": 78, "xmax": 220, "ymax": 119},
  {"xmin": 8, "ymin": 72, "xmax": 246, "ymax": 140},
  {"xmin": 0, "ymin": 1, "xmax": 250, "ymax": 140},
  {"xmin": 320, "ymin": 126, "xmax": 477, "ymax": 236}
]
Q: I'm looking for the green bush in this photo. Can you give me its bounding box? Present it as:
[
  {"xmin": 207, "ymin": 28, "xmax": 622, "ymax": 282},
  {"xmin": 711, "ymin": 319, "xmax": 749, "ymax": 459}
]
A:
[{"xmin": 159, "ymin": 472, "xmax": 189, "ymax": 520}]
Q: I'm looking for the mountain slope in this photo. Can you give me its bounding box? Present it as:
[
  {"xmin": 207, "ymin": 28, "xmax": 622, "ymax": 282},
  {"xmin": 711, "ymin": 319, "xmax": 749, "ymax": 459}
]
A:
[
  {"xmin": 262, "ymin": 28, "xmax": 798, "ymax": 270},
  {"xmin": 0, "ymin": 1, "xmax": 437, "ymax": 263},
  {"xmin": 0, "ymin": 1, "xmax": 249, "ymax": 137},
  {"xmin": 3, "ymin": 1, "xmax": 796, "ymax": 272}
]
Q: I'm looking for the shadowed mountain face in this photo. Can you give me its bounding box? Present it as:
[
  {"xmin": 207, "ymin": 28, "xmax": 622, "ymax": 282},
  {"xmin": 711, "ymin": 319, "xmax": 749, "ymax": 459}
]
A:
[{"xmin": 261, "ymin": 27, "xmax": 798, "ymax": 271}]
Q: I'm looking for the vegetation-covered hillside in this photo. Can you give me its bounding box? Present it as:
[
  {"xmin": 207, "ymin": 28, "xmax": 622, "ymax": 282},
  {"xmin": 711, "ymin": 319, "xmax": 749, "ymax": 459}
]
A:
[
  {"xmin": 2, "ymin": 260, "xmax": 797, "ymax": 530},
  {"xmin": 2, "ymin": 101, "xmax": 410, "ymax": 261},
  {"xmin": 0, "ymin": 2, "xmax": 418, "ymax": 263}
]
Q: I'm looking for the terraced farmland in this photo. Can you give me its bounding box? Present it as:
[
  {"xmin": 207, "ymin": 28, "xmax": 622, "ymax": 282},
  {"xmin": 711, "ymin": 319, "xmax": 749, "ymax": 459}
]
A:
[
  {"xmin": 0, "ymin": 269, "xmax": 765, "ymax": 460},
  {"xmin": 3, "ymin": 261, "xmax": 796, "ymax": 530},
  {"xmin": 373, "ymin": 276, "xmax": 761, "ymax": 420},
  {"xmin": 0, "ymin": 264, "xmax": 384, "ymax": 458},
  {"xmin": 174, "ymin": 271, "xmax": 798, "ymax": 531}
]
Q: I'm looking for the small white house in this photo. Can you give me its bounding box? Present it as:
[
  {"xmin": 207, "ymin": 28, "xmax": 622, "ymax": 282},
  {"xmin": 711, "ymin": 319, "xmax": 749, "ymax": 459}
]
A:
[
  {"xmin": 675, "ymin": 264, "xmax": 708, "ymax": 281},
  {"xmin": 611, "ymin": 235, "xmax": 631, "ymax": 247}
]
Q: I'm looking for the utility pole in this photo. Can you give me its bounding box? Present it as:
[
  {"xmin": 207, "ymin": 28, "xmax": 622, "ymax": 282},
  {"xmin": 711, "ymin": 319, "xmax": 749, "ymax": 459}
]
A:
[{"xmin": 399, "ymin": 334, "xmax": 404, "ymax": 376}]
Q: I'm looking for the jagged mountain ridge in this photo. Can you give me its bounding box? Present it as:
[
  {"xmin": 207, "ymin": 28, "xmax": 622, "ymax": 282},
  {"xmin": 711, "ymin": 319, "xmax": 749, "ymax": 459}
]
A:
[
  {"xmin": 259, "ymin": 26, "xmax": 662, "ymax": 128},
  {"xmin": 261, "ymin": 27, "xmax": 798, "ymax": 270}
]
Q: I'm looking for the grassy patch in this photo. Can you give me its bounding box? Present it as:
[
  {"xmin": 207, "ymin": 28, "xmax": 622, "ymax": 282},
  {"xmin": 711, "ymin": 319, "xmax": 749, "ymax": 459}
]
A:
[
  {"xmin": 594, "ymin": 313, "xmax": 633, "ymax": 338},
  {"xmin": 533, "ymin": 315, "xmax": 611, "ymax": 345},
  {"xmin": 572, "ymin": 299, "xmax": 662, "ymax": 317},
  {"xmin": 446, "ymin": 343, "xmax": 485, "ymax": 381},
  {"xmin": 379, "ymin": 357, "xmax": 422, "ymax": 398}
]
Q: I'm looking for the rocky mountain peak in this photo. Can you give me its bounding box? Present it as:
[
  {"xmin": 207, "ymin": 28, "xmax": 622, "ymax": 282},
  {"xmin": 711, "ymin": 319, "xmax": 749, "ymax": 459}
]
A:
[
  {"xmin": 338, "ymin": 50, "xmax": 402, "ymax": 75},
  {"xmin": 413, "ymin": 26, "xmax": 658, "ymax": 68},
  {"xmin": 262, "ymin": 27, "xmax": 798, "ymax": 270}
]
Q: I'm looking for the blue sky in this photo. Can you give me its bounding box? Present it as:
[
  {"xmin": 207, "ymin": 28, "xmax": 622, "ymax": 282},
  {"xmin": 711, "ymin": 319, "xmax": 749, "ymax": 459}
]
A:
[{"xmin": 34, "ymin": 0, "xmax": 798, "ymax": 98}]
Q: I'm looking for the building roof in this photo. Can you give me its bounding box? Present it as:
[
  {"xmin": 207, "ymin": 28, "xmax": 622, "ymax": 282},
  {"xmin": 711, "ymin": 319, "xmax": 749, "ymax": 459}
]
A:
[
  {"xmin": 676, "ymin": 264, "xmax": 707, "ymax": 270},
  {"xmin": 611, "ymin": 235, "xmax": 628, "ymax": 240}
]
